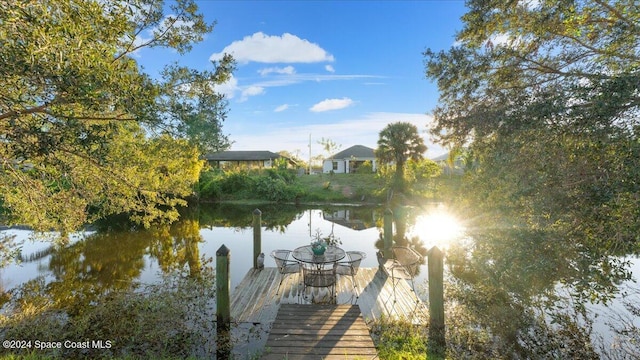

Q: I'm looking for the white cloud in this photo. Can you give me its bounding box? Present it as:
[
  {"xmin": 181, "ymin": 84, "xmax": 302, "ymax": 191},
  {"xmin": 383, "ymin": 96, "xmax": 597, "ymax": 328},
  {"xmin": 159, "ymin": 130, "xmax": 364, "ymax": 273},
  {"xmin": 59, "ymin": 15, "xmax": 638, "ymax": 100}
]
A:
[
  {"xmin": 227, "ymin": 112, "xmax": 445, "ymax": 161},
  {"xmin": 213, "ymin": 74, "xmax": 239, "ymax": 99},
  {"xmin": 215, "ymin": 73, "xmax": 381, "ymax": 104},
  {"xmin": 209, "ymin": 32, "xmax": 335, "ymax": 64},
  {"xmin": 239, "ymin": 86, "xmax": 265, "ymax": 102},
  {"xmin": 325, "ymin": 65, "xmax": 335, "ymax": 73},
  {"xmin": 248, "ymin": 74, "xmax": 380, "ymax": 89},
  {"xmin": 274, "ymin": 104, "xmax": 289, "ymax": 112},
  {"xmin": 259, "ymin": 66, "xmax": 296, "ymax": 76},
  {"xmin": 310, "ymin": 98, "xmax": 354, "ymax": 112}
]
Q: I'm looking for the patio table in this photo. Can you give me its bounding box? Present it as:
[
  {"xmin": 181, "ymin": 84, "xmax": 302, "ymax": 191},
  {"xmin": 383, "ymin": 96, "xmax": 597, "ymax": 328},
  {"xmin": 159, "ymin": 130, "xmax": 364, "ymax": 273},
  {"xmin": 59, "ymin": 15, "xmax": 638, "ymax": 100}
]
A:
[{"xmin": 292, "ymin": 245, "xmax": 346, "ymax": 268}]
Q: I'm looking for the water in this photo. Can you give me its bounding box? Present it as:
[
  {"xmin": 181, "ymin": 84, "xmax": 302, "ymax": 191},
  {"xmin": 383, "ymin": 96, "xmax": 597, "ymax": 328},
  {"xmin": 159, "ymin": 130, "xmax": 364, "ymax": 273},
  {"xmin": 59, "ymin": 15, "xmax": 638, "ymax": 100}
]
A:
[
  {"xmin": 1, "ymin": 206, "xmax": 387, "ymax": 292},
  {"xmin": 1, "ymin": 203, "xmax": 638, "ymax": 356}
]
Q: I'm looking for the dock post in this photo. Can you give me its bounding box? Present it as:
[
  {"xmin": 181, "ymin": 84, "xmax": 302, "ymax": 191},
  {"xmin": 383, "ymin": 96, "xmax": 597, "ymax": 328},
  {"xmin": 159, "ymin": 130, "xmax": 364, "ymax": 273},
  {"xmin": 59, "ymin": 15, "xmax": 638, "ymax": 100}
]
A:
[
  {"xmin": 383, "ymin": 208, "xmax": 393, "ymax": 258},
  {"xmin": 253, "ymin": 208, "xmax": 262, "ymax": 269},
  {"xmin": 428, "ymin": 246, "xmax": 446, "ymax": 353},
  {"xmin": 216, "ymin": 245, "xmax": 231, "ymax": 358}
]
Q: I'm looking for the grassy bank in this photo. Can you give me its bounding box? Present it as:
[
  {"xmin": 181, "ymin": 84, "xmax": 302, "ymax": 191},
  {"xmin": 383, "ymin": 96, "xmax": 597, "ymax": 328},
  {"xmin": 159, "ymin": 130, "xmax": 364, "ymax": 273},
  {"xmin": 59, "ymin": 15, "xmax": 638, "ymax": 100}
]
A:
[
  {"xmin": 196, "ymin": 168, "xmax": 461, "ymax": 205},
  {"xmin": 295, "ymin": 173, "xmax": 387, "ymax": 203},
  {"xmin": 196, "ymin": 168, "xmax": 388, "ymax": 204}
]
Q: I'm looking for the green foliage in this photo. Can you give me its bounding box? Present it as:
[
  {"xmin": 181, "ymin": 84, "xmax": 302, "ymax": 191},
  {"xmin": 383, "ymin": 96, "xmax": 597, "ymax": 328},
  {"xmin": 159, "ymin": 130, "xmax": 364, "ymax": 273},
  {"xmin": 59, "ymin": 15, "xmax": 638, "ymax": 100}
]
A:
[
  {"xmin": 424, "ymin": 1, "xmax": 640, "ymax": 253},
  {"xmin": 196, "ymin": 170, "xmax": 391, "ymax": 204},
  {"xmin": 218, "ymin": 171, "xmax": 254, "ymax": 195},
  {"xmin": 0, "ymin": 266, "xmax": 217, "ymax": 359},
  {"xmin": 375, "ymin": 122, "xmax": 428, "ymax": 193},
  {"xmin": 198, "ymin": 176, "xmax": 223, "ymax": 200},
  {"xmin": 196, "ymin": 169, "xmax": 303, "ymax": 203},
  {"xmin": 370, "ymin": 317, "xmax": 433, "ymax": 359},
  {"xmin": 405, "ymin": 158, "xmax": 441, "ymax": 183},
  {"xmin": 356, "ymin": 160, "xmax": 374, "ymax": 174},
  {"xmin": 251, "ymin": 176, "xmax": 300, "ymax": 203},
  {"xmin": 263, "ymin": 167, "xmax": 296, "ymax": 184},
  {"xmin": 0, "ymin": 0, "xmax": 233, "ymax": 233}
]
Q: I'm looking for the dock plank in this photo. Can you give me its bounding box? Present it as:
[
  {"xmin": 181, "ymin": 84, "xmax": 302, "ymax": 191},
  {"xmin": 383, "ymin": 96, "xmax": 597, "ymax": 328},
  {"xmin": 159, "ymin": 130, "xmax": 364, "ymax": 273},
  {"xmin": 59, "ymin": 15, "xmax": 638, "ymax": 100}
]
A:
[
  {"xmin": 228, "ymin": 267, "xmax": 427, "ymax": 358},
  {"xmin": 262, "ymin": 304, "xmax": 377, "ymax": 360},
  {"xmin": 230, "ymin": 267, "xmax": 427, "ymax": 324}
]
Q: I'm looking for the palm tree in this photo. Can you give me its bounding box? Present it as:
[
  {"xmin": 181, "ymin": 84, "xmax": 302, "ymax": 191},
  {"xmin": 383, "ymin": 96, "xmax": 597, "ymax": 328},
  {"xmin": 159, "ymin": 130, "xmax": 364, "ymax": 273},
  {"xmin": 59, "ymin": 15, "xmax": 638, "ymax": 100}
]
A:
[{"xmin": 375, "ymin": 122, "xmax": 427, "ymax": 192}]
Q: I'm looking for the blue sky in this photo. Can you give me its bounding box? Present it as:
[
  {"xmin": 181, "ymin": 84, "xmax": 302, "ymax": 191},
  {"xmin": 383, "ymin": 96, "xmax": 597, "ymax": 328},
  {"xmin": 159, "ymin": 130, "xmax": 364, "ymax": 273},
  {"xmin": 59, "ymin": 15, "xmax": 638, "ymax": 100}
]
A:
[{"xmin": 138, "ymin": 1, "xmax": 467, "ymax": 160}]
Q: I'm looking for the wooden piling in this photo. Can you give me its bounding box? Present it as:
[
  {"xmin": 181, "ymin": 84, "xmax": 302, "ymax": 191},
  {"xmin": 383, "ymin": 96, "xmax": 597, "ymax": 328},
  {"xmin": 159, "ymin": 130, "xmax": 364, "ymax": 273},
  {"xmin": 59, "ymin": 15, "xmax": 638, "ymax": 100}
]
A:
[
  {"xmin": 253, "ymin": 208, "xmax": 262, "ymax": 269},
  {"xmin": 216, "ymin": 245, "xmax": 231, "ymax": 358},
  {"xmin": 428, "ymin": 246, "xmax": 445, "ymax": 352},
  {"xmin": 383, "ymin": 208, "xmax": 393, "ymax": 259}
]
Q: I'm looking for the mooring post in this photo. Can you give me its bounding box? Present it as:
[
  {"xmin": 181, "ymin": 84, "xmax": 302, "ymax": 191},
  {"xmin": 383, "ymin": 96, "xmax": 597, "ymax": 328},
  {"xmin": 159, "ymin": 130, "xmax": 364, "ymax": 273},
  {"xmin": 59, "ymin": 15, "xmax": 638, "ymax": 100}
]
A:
[
  {"xmin": 428, "ymin": 246, "xmax": 446, "ymax": 353},
  {"xmin": 253, "ymin": 208, "xmax": 262, "ymax": 269},
  {"xmin": 216, "ymin": 245, "xmax": 231, "ymax": 358},
  {"xmin": 383, "ymin": 208, "xmax": 393, "ymax": 259}
]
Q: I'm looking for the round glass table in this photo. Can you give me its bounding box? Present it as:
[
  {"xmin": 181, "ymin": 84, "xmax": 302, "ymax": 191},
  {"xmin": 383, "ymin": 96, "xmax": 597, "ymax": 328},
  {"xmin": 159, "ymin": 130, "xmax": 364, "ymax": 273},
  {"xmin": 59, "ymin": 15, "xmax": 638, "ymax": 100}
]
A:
[{"xmin": 292, "ymin": 245, "xmax": 346, "ymax": 267}]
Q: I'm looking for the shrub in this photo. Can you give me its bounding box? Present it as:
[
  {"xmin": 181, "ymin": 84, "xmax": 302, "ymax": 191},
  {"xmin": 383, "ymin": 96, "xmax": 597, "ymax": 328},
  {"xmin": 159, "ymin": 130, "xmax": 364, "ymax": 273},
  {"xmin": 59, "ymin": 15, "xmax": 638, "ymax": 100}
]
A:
[
  {"xmin": 264, "ymin": 168, "xmax": 296, "ymax": 184},
  {"xmin": 199, "ymin": 179, "xmax": 222, "ymax": 200},
  {"xmin": 252, "ymin": 176, "xmax": 299, "ymax": 202},
  {"xmin": 219, "ymin": 171, "xmax": 254, "ymax": 194},
  {"xmin": 356, "ymin": 160, "xmax": 373, "ymax": 174}
]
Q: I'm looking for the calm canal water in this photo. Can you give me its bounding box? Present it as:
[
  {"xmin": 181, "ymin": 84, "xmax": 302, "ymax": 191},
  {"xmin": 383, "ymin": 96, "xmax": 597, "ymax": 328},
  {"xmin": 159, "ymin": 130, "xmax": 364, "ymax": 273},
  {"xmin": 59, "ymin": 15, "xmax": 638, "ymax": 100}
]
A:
[{"xmin": 1, "ymin": 202, "xmax": 639, "ymax": 355}]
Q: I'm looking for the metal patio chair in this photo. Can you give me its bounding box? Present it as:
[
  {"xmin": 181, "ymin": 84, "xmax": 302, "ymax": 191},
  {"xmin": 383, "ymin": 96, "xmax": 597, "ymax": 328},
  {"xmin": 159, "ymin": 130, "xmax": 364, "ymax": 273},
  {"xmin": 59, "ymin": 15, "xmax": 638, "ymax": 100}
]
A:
[
  {"xmin": 301, "ymin": 264, "xmax": 337, "ymax": 304},
  {"xmin": 336, "ymin": 251, "xmax": 366, "ymax": 303},
  {"xmin": 379, "ymin": 246, "xmax": 423, "ymax": 317},
  {"xmin": 270, "ymin": 249, "xmax": 301, "ymax": 295},
  {"xmin": 384, "ymin": 246, "xmax": 421, "ymax": 293}
]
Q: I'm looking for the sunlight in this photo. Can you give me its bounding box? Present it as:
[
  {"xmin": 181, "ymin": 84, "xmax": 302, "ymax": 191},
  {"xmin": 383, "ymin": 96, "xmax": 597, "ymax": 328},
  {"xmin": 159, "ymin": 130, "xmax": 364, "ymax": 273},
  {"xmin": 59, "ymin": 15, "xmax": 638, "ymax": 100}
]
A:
[{"xmin": 411, "ymin": 210, "xmax": 464, "ymax": 250}]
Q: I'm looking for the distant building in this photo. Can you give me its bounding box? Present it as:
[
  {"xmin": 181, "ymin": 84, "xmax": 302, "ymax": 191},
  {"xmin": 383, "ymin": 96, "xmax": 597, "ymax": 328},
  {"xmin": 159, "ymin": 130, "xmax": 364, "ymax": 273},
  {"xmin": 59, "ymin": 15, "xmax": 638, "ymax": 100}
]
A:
[
  {"xmin": 322, "ymin": 208, "xmax": 377, "ymax": 230},
  {"xmin": 431, "ymin": 151, "xmax": 465, "ymax": 175},
  {"xmin": 322, "ymin": 145, "xmax": 377, "ymax": 174},
  {"xmin": 203, "ymin": 150, "xmax": 296, "ymax": 169}
]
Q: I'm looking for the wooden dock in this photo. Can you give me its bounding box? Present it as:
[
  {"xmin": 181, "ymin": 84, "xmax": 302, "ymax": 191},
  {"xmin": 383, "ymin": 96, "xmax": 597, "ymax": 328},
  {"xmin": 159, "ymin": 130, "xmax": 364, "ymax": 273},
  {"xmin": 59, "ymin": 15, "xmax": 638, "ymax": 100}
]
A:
[
  {"xmin": 228, "ymin": 267, "xmax": 427, "ymax": 358},
  {"xmin": 262, "ymin": 304, "xmax": 377, "ymax": 360},
  {"xmin": 231, "ymin": 267, "xmax": 427, "ymax": 325}
]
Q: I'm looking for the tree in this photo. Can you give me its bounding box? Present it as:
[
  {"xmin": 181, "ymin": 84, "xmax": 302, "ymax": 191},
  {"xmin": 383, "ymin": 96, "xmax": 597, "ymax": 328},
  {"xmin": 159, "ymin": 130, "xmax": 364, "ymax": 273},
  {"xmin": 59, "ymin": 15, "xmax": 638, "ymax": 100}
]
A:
[
  {"xmin": 424, "ymin": 0, "xmax": 640, "ymax": 306},
  {"xmin": 278, "ymin": 150, "xmax": 306, "ymax": 170},
  {"xmin": 317, "ymin": 137, "xmax": 342, "ymax": 158},
  {"xmin": 374, "ymin": 122, "xmax": 427, "ymax": 192},
  {"xmin": 0, "ymin": 0, "xmax": 234, "ymax": 233}
]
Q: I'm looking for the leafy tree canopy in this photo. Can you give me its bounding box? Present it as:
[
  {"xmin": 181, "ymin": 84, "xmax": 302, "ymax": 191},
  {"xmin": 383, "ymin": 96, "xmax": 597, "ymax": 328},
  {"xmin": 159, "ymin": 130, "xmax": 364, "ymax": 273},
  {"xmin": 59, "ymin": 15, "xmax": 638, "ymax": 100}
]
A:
[
  {"xmin": 0, "ymin": 0, "xmax": 235, "ymax": 233},
  {"xmin": 375, "ymin": 122, "xmax": 427, "ymax": 192},
  {"xmin": 425, "ymin": 1, "xmax": 640, "ymax": 251}
]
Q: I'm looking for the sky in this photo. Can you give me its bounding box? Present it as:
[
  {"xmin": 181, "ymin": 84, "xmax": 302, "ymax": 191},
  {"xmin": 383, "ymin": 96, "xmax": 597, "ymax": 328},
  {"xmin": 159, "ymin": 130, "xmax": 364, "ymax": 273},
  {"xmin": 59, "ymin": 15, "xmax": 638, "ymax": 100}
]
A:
[{"xmin": 137, "ymin": 1, "xmax": 468, "ymax": 161}]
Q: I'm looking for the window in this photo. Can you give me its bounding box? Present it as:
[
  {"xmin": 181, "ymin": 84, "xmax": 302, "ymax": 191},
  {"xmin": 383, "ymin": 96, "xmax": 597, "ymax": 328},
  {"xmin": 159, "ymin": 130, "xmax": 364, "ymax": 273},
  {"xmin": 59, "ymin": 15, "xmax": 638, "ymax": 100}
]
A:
[{"xmin": 332, "ymin": 161, "xmax": 338, "ymax": 171}]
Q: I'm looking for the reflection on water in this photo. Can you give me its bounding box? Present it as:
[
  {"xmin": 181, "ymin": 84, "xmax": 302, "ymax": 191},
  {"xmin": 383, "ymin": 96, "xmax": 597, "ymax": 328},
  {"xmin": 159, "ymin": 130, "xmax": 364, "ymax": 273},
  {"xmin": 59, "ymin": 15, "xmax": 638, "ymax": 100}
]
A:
[
  {"xmin": 1, "ymin": 203, "xmax": 639, "ymax": 357},
  {"xmin": 1, "ymin": 205, "xmax": 386, "ymax": 299}
]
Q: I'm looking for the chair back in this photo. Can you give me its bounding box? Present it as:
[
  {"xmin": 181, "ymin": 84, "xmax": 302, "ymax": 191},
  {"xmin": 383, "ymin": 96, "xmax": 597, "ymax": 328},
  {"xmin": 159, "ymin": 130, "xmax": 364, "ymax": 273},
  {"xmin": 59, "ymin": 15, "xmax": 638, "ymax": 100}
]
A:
[
  {"xmin": 392, "ymin": 246, "xmax": 421, "ymax": 277},
  {"xmin": 345, "ymin": 251, "xmax": 365, "ymax": 275},
  {"xmin": 302, "ymin": 266, "xmax": 336, "ymax": 288},
  {"xmin": 271, "ymin": 249, "xmax": 292, "ymax": 272}
]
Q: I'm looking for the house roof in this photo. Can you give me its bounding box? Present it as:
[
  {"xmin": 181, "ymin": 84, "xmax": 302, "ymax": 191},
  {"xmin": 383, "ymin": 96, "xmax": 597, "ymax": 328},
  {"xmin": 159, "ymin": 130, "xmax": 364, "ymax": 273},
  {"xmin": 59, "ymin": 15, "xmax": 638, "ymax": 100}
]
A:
[
  {"xmin": 329, "ymin": 145, "xmax": 375, "ymax": 160},
  {"xmin": 430, "ymin": 152, "xmax": 450, "ymax": 162},
  {"xmin": 203, "ymin": 150, "xmax": 286, "ymax": 161}
]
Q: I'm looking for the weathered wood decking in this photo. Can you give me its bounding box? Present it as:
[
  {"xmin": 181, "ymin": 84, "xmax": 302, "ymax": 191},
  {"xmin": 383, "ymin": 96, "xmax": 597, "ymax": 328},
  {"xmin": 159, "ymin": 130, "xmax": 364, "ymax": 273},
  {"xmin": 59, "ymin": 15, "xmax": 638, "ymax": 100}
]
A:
[
  {"xmin": 262, "ymin": 304, "xmax": 377, "ymax": 360},
  {"xmin": 228, "ymin": 266, "xmax": 427, "ymax": 358},
  {"xmin": 231, "ymin": 267, "xmax": 427, "ymax": 325}
]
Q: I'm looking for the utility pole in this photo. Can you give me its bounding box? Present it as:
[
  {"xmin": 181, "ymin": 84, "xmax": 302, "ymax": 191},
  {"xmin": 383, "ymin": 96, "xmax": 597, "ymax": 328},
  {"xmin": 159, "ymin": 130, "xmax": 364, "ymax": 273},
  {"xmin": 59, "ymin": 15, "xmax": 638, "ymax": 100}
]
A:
[{"xmin": 308, "ymin": 133, "xmax": 311, "ymax": 175}]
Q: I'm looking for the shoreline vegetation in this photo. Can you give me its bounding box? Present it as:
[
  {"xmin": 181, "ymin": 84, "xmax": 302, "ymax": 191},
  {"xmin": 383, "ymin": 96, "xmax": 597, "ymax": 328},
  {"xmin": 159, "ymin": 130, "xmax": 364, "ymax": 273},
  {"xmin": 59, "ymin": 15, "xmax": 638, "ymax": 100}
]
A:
[
  {"xmin": 1, "ymin": 170, "xmax": 458, "ymax": 359},
  {"xmin": 195, "ymin": 166, "xmax": 458, "ymax": 207}
]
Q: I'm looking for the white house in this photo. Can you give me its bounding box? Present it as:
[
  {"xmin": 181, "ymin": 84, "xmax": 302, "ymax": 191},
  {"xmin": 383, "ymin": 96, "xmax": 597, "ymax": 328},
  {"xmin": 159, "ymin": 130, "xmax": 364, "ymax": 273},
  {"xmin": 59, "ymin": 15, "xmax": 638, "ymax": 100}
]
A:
[{"xmin": 322, "ymin": 145, "xmax": 377, "ymax": 174}]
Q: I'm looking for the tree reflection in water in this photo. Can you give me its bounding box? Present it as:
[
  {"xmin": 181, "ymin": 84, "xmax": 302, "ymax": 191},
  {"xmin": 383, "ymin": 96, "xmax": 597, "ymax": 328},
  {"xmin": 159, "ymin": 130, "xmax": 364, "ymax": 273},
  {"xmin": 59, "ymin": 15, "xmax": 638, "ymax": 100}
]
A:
[
  {"xmin": 373, "ymin": 203, "xmax": 638, "ymax": 358},
  {"xmin": 1, "ymin": 203, "xmax": 638, "ymax": 357}
]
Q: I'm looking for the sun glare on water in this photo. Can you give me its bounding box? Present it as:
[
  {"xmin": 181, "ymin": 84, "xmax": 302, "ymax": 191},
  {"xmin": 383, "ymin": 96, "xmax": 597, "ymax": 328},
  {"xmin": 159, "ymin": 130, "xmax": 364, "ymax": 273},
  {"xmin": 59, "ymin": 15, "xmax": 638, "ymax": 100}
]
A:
[{"xmin": 411, "ymin": 210, "xmax": 465, "ymax": 250}]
